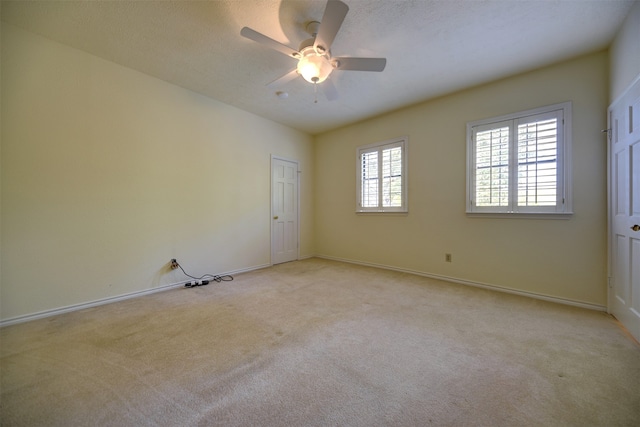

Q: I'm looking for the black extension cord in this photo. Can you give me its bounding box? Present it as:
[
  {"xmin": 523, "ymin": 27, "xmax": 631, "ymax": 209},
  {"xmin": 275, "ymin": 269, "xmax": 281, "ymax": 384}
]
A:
[{"xmin": 176, "ymin": 262, "xmax": 233, "ymax": 288}]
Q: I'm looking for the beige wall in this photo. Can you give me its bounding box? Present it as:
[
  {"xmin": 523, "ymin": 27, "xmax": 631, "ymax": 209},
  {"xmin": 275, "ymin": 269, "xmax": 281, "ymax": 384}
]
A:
[
  {"xmin": 610, "ymin": 0, "xmax": 640, "ymax": 102},
  {"xmin": 0, "ymin": 24, "xmax": 314, "ymax": 321},
  {"xmin": 315, "ymin": 52, "xmax": 609, "ymax": 307}
]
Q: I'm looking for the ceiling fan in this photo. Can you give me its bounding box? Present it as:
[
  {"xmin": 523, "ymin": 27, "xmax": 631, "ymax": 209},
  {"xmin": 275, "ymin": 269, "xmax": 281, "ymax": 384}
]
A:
[{"xmin": 240, "ymin": 0, "xmax": 386, "ymax": 101}]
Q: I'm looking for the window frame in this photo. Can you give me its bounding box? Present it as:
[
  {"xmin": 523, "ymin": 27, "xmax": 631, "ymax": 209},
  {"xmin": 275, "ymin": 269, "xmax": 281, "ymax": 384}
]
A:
[
  {"xmin": 356, "ymin": 136, "xmax": 408, "ymax": 213},
  {"xmin": 466, "ymin": 102, "xmax": 573, "ymax": 217}
]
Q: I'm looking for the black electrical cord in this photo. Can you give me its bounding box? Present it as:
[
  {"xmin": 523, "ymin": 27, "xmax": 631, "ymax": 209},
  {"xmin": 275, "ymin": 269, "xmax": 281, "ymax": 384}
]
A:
[{"xmin": 177, "ymin": 263, "xmax": 233, "ymax": 287}]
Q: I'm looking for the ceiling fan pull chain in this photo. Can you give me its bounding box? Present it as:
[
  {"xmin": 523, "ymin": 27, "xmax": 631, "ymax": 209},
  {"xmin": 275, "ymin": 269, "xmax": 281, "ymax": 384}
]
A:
[{"xmin": 314, "ymin": 81, "xmax": 318, "ymax": 104}]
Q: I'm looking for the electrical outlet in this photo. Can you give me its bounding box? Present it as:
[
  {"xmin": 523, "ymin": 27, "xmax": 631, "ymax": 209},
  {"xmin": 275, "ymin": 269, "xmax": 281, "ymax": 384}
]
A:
[
  {"xmin": 445, "ymin": 253, "xmax": 452, "ymax": 263},
  {"xmin": 170, "ymin": 259, "xmax": 179, "ymax": 270}
]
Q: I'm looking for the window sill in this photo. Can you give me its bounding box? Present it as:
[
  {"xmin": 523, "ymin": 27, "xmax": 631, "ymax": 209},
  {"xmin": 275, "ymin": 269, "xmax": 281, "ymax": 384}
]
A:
[
  {"xmin": 356, "ymin": 210, "xmax": 408, "ymax": 216},
  {"xmin": 466, "ymin": 211, "xmax": 573, "ymax": 220}
]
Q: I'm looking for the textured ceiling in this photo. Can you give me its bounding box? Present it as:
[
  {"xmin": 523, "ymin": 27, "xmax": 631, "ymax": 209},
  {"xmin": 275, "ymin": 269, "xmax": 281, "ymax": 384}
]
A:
[{"xmin": 1, "ymin": 0, "xmax": 636, "ymax": 134}]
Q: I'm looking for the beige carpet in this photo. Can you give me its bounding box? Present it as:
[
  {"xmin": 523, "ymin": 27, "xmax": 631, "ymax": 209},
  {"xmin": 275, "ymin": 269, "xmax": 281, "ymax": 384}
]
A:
[{"xmin": 1, "ymin": 258, "xmax": 639, "ymax": 426}]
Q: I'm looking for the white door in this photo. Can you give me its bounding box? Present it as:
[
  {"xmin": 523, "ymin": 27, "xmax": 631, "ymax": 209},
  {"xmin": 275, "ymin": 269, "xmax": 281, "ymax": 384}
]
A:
[
  {"xmin": 609, "ymin": 75, "xmax": 640, "ymax": 342},
  {"xmin": 271, "ymin": 157, "xmax": 299, "ymax": 264}
]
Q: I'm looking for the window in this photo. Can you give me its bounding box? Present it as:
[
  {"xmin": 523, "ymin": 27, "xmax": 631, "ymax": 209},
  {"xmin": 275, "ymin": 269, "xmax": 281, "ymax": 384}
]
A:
[
  {"xmin": 357, "ymin": 137, "xmax": 408, "ymax": 213},
  {"xmin": 466, "ymin": 102, "xmax": 572, "ymax": 215}
]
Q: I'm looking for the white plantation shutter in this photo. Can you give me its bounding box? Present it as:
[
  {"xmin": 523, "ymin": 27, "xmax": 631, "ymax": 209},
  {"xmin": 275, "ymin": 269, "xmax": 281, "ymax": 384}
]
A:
[
  {"xmin": 474, "ymin": 122, "xmax": 510, "ymax": 209},
  {"xmin": 357, "ymin": 137, "xmax": 407, "ymax": 212},
  {"xmin": 467, "ymin": 103, "xmax": 571, "ymax": 215},
  {"xmin": 516, "ymin": 111, "xmax": 562, "ymax": 208},
  {"xmin": 382, "ymin": 146, "xmax": 403, "ymax": 207},
  {"xmin": 361, "ymin": 151, "xmax": 379, "ymax": 207}
]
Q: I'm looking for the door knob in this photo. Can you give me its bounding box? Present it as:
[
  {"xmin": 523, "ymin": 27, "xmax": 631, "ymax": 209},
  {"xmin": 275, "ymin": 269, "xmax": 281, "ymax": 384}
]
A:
[
  {"xmin": 273, "ymin": 216, "xmax": 279, "ymax": 220},
  {"xmin": 631, "ymin": 224, "xmax": 640, "ymax": 231}
]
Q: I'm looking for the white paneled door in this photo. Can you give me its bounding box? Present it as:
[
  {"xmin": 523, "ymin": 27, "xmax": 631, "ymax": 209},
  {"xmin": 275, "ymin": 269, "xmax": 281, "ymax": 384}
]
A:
[
  {"xmin": 609, "ymin": 75, "xmax": 640, "ymax": 342},
  {"xmin": 271, "ymin": 157, "xmax": 299, "ymax": 265}
]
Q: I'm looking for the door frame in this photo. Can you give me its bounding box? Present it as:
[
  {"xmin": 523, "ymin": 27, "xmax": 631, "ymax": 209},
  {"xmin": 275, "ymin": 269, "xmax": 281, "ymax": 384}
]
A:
[{"xmin": 270, "ymin": 155, "xmax": 300, "ymax": 265}]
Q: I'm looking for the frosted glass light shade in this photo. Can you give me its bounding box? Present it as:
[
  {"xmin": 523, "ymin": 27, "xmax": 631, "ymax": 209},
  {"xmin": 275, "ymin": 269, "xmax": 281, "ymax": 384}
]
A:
[{"xmin": 297, "ymin": 49, "xmax": 333, "ymax": 83}]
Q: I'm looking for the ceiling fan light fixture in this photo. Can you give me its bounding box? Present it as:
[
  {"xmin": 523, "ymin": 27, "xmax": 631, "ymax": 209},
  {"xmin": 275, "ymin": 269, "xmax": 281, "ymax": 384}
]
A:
[
  {"xmin": 297, "ymin": 47, "xmax": 333, "ymax": 84},
  {"xmin": 240, "ymin": 0, "xmax": 386, "ymax": 98}
]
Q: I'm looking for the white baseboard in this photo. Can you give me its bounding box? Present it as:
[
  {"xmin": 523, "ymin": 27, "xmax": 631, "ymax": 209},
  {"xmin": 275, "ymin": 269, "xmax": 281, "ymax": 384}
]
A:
[
  {"xmin": 2, "ymin": 257, "xmax": 604, "ymax": 327},
  {"xmin": 316, "ymin": 255, "xmax": 607, "ymax": 312},
  {"xmin": 0, "ymin": 263, "xmax": 271, "ymax": 328}
]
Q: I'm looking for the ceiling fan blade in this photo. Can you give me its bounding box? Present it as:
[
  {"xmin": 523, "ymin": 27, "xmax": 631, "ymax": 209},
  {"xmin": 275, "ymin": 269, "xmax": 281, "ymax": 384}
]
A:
[
  {"xmin": 241, "ymin": 27, "xmax": 300, "ymax": 59},
  {"xmin": 314, "ymin": 0, "xmax": 349, "ymax": 54},
  {"xmin": 266, "ymin": 69, "xmax": 299, "ymax": 88},
  {"xmin": 333, "ymin": 57, "xmax": 387, "ymax": 72},
  {"xmin": 322, "ymin": 79, "xmax": 339, "ymax": 101}
]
